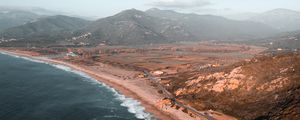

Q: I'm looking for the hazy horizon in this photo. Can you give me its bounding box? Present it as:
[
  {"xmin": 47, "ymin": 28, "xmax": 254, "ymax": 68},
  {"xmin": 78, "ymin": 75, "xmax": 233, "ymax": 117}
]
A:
[
  {"xmin": 0, "ymin": 1, "xmax": 300, "ymax": 120},
  {"xmin": 0, "ymin": 0, "xmax": 299, "ymax": 18}
]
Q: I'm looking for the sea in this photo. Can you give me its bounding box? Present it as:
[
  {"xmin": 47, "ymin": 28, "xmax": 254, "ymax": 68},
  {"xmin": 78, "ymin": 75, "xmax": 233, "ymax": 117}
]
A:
[{"xmin": 0, "ymin": 52, "xmax": 153, "ymax": 120}]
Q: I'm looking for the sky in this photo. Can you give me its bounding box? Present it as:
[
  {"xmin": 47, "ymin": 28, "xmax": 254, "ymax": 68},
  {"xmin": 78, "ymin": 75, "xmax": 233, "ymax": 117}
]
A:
[{"xmin": 0, "ymin": 0, "xmax": 300, "ymax": 18}]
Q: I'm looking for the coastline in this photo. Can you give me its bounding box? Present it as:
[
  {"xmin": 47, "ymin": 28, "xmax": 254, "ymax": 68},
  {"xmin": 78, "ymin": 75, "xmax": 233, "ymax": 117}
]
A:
[{"xmin": 0, "ymin": 49, "xmax": 197, "ymax": 120}]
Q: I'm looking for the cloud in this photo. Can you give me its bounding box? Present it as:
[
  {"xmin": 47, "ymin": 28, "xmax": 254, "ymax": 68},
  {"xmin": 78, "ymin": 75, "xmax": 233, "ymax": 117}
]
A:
[{"xmin": 147, "ymin": 0, "xmax": 211, "ymax": 9}]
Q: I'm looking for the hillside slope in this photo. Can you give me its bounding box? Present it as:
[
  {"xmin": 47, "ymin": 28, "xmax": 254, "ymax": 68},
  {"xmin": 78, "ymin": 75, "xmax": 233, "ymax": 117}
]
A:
[
  {"xmin": 0, "ymin": 8, "xmax": 279, "ymax": 46},
  {"xmin": 0, "ymin": 8, "xmax": 41, "ymax": 30},
  {"xmin": 82, "ymin": 9, "xmax": 196, "ymax": 45},
  {"xmin": 250, "ymin": 9, "xmax": 300, "ymax": 32},
  {"xmin": 0, "ymin": 15, "xmax": 89, "ymax": 46},
  {"xmin": 146, "ymin": 8, "xmax": 277, "ymax": 41},
  {"xmin": 161, "ymin": 52, "xmax": 300, "ymax": 119},
  {"xmin": 78, "ymin": 8, "xmax": 277, "ymax": 45}
]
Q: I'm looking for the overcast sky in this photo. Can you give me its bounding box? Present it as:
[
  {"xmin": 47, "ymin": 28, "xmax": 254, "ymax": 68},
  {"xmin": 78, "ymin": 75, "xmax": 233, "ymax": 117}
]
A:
[{"xmin": 0, "ymin": 0, "xmax": 299, "ymax": 18}]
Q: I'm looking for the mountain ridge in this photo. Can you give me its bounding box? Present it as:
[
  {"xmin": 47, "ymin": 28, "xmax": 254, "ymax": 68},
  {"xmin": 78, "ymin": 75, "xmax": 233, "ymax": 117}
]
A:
[
  {"xmin": 226, "ymin": 8, "xmax": 300, "ymax": 32},
  {"xmin": 77, "ymin": 8, "xmax": 278, "ymax": 45},
  {"xmin": 0, "ymin": 15, "xmax": 90, "ymax": 46},
  {"xmin": 0, "ymin": 8, "xmax": 42, "ymax": 30},
  {"xmin": 0, "ymin": 8, "xmax": 280, "ymax": 46}
]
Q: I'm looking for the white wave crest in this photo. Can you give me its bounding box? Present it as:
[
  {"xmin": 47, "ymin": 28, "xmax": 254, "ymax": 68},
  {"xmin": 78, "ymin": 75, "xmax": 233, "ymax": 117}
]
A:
[
  {"xmin": 0, "ymin": 52, "xmax": 154, "ymax": 120},
  {"xmin": 51, "ymin": 64, "xmax": 72, "ymax": 72},
  {"xmin": 52, "ymin": 65, "xmax": 154, "ymax": 120},
  {"xmin": 117, "ymin": 95, "xmax": 153, "ymax": 120}
]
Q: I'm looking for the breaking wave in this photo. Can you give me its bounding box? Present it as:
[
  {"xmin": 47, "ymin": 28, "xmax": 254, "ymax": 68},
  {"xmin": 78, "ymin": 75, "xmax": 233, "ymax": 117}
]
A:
[{"xmin": 51, "ymin": 64, "xmax": 153, "ymax": 120}]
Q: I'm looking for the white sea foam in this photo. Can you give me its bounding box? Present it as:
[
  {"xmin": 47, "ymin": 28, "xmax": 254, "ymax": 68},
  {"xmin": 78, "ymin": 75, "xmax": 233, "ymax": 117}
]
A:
[
  {"xmin": 0, "ymin": 52, "xmax": 154, "ymax": 120},
  {"xmin": 51, "ymin": 64, "xmax": 73, "ymax": 72},
  {"xmin": 52, "ymin": 65, "xmax": 154, "ymax": 120}
]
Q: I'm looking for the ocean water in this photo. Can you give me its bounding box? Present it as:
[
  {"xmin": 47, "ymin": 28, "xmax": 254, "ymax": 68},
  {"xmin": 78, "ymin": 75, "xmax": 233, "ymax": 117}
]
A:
[{"xmin": 0, "ymin": 53, "xmax": 153, "ymax": 120}]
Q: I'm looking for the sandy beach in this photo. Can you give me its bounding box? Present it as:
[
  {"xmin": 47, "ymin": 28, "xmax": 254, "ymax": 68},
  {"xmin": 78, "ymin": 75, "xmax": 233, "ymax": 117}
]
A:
[{"xmin": 0, "ymin": 49, "xmax": 198, "ymax": 120}]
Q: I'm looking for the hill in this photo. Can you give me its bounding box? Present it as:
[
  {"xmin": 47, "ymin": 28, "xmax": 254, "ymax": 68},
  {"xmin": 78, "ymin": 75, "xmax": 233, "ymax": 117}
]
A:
[
  {"xmin": 0, "ymin": 8, "xmax": 41, "ymax": 30},
  {"xmin": 249, "ymin": 9, "xmax": 300, "ymax": 32},
  {"xmin": 145, "ymin": 8, "xmax": 277, "ymax": 41},
  {"xmin": 80, "ymin": 9, "xmax": 196, "ymax": 45},
  {"xmin": 0, "ymin": 8, "xmax": 279, "ymax": 46},
  {"xmin": 78, "ymin": 8, "xmax": 277, "ymax": 45},
  {"xmin": 163, "ymin": 52, "xmax": 300, "ymax": 119},
  {"xmin": 0, "ymin": 15, "xmax": 89, "ymax": 46}
]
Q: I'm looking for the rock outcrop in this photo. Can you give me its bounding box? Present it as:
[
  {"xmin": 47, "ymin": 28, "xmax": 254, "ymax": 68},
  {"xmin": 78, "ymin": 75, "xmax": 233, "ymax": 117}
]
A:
[{"xmin": 164, "ymin": 52, "xmax": 300, "ymax": 120}]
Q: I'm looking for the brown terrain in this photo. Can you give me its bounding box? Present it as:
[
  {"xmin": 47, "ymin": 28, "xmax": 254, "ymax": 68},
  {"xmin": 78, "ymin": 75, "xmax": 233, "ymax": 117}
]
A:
[
  {"xmin": 1, "ymin": 42, "xmax": 299, "ymax": 120},
  {"xmin": 167, "ymin": 52, "xmax": 300, "ymax": 120}
]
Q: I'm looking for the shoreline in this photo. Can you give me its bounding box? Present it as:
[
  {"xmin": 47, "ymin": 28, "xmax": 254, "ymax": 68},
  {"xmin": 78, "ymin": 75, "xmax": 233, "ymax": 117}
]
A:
[{"xmin": 0, "ymin": 49, "xmax": 197, "ymax": 120}]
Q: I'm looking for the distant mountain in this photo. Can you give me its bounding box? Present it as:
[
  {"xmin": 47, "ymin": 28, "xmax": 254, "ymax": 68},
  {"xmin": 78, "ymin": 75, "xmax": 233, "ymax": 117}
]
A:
[
  {"xmin": 0, "ymin": 6, "xmax": 92, "ymax": 31},
  {"xmin": 0, "ymin": 8, "xmax": 279, "ymax": 46},
  {"xmin": 78, "ymin": 8, "xmax": 277, "ymax": 45},
  {"xmin": 81, "ymin": 9, "xmax": 196, "ymax": 45},
  {"xmin": 146, "ymin": 8, "xmax": 277, "ymax": 41},
  {"xmin": 0, "ymin": 6, "xmax": 61, "ymax": 16},
  {"xmin": 20, "ymin": 7, "xmax": 62, "ymax": 16},
  {"xmin": 249, "ymin": 9, "xmax": 300, "ymax": 32},
  {"xmin": 0, "ymin": 8, "xmax": 42, "ymax": 30},
  {"xmin": 225, "ymin": 12, "xmax": 259, "ymax": 21},
  {"xmin": 0, "ymin": 15, "xmax": 89, "ymax": 46}
]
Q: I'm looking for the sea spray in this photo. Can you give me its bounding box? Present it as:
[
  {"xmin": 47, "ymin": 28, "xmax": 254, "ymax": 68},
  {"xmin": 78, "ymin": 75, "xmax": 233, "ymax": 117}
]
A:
[{"xmin": 0, "ymin": 52, "xmax": 154, "ymax": 120}]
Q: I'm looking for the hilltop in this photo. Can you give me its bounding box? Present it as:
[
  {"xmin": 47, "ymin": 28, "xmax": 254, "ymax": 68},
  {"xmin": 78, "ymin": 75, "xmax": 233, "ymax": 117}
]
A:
[
  {"xmin": 0, "ymin": 15, "xmax": 89, "ymax": 47},
  {"xmin": 161, "ymin": 52, "xmax": 300, "ymax": 119},
  {"xmin": 0, "ymin": 8, "xmax": 279, "ymax": 46}
]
